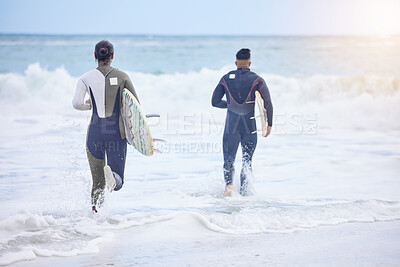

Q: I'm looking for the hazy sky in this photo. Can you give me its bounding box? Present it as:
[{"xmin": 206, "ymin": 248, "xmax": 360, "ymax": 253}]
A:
[{"xmin": 0, "ymin": 0, "xmax": 399, "ymax": 35}]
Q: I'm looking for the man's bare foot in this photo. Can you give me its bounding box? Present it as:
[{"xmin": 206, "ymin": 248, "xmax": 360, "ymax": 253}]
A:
[{"xmin": 224, "ymin": 184, "xmax": 234, "ymax": 197}]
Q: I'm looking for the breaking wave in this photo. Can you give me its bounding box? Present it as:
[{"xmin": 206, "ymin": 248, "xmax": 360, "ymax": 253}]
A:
[{"xmin": 0, "ymin": 63, "xmax": 399, "ymax": 131}]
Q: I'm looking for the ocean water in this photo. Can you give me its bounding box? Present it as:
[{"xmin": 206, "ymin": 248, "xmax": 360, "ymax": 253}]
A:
[{"xmin": 0, "ymin": 35, "xmax": 400, "ymax": 266}]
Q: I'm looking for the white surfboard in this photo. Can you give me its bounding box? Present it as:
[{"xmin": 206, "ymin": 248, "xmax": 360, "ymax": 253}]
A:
[
  {"xmin": 253, "ymin": 91, "xmax": 267, "ymax": 136},
  {"xmin": 121, "ymin": 89, "xmax": 154, "ymax": 156}
]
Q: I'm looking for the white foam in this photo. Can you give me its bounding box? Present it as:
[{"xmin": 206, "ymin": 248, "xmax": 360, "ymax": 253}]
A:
[
  {"xmin": 85, "ymin": 200, "xmax": 400, "ymax": 237},
  {"xmin": 0, "ymin": 200, "xmax": 399, "ymax": 265},
  {"xmin": 0, "ymin": 213, "xmax": 55, "ymax": 240},
  {"xmin": 0, "ymin": 64, "xmax": 398, "ymax": 131},
  {"xmin": 202, "ymin": 200, "xmax": 400, "ymax": 234},
  {"xmin": 0, "ymin": 213, "xmax": 116, "ymax": 266},
  {"xmin": 0, "ymin": 249, "xmax": 36, "ymax": 266}
]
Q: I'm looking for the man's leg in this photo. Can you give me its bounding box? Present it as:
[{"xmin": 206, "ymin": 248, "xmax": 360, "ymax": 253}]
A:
[
  {"xmin": 240, "ymin": 133, "xmax": 257, "ymax": 196},
  {"xmin": 223, "ymin": 131, "xmax": 240, "ymax": 187}
]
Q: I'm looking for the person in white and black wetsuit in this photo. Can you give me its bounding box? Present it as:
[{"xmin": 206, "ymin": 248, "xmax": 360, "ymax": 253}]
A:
[
  {"xmin": 212, "ymin": 48, "xmax": 273, "ymax": 196},
  {"xmin": 72, "ymin": 40, "xmax": 139, "ymax": 212}
]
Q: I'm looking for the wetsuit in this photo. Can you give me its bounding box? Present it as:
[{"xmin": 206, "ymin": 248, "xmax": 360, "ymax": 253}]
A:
[
  {"xmin": 212, "ymin": 68, "xmax": 273, "ymax": 195},
  {"xmin": 72, "ymin": 65, "xmax": 139, "ymax": 206}
]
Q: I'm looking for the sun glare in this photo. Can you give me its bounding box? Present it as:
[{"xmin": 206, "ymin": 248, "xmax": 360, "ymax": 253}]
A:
[{"xmin": 370, "ymin": 4, "xmax": 398, "ymax": 36}]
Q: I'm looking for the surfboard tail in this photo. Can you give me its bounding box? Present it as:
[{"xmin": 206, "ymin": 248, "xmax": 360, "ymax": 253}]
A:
[{"xmin": 153, "ymin": 138, "xmax": 167, "ymax": 143}]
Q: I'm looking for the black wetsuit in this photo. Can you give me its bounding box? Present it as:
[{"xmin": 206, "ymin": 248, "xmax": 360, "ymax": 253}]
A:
[{"xmin": 212, "ymin": 68, "xmax": 273, "ymax": 195}]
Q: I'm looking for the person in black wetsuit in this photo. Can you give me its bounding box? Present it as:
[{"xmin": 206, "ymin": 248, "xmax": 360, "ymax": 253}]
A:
[{"xmin": 211, "ymin": 48, "xmax": 273, "ymax": 196}]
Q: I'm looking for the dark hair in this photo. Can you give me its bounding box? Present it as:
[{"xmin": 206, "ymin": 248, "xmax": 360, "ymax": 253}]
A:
[
  {"xmin": 236, "ymin": 48, "xmax": 251, "ymax": 60},
  {"xmin": 95, "ymin": 40, "xmax": 114, "ymax": 61}
]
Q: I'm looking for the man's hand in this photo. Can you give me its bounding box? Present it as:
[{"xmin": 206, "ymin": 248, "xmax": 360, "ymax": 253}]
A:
[{"xmin": 263, "ymin": 126, "xmax": 272, "ymax": 137}]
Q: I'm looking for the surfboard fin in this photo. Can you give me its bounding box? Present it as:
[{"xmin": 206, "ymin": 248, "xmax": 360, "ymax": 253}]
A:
[
  {"xmin": 252, "ymin": 130, "xmax": 262, "ymax": 134},
  {"xmin": 250, "ymin": 115, "xmax": 262, "ymax": 119},
  {"xmin": 153, "ymin": 138, "xmax": 167, "ymax": 143},
  {"xmin": 146, "ymin": 114, "xmax": 160, "ymax": 118},
  {"xmin": 154, "ymin": 148, "xmax": 163, "ymax": 154}
]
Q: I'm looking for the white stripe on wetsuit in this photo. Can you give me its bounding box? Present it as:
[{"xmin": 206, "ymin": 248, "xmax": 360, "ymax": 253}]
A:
[{"xmin": 72, "ymin": 69, "xmax": 107, "ymax": 118}]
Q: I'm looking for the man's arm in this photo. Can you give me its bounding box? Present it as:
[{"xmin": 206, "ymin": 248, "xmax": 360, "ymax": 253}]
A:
[
  {"xmin": 211, "ymin": 79, "xmax": 227, "ymax": 108},
  {"xmin": 124, "ymin": 75, "xmax": 140, "ymax": 104},
  {"xmin": 257, "ymin": 78, "xmax": 273, "ymax": 127},
  {"xmin": 72, "ymin": 79, "xmax": 91, "ymax": 110}
]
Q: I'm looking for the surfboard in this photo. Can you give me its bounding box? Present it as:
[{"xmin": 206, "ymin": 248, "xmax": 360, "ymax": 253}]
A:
[
  {"xmin": 253, "ymin": 91, "xmax": 267, "ymax": 136},
  {"xmin": 121, "ymin": 88, "xmax": 154, "ymax": 156}
]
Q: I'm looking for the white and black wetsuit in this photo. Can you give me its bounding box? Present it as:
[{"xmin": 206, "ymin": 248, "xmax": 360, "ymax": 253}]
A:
[
  {"xmin": 73, "ymin": 65, "xmax": 138, "ymax": 205},
  {"xmin": 212, "ymin": 68, "xmax": 273, "ymax": 195}
]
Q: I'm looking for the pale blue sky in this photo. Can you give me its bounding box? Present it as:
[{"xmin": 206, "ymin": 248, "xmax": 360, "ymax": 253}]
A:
[{"xmin": 0, "ymin": 0, "xmax": 399, "ymax": 35}]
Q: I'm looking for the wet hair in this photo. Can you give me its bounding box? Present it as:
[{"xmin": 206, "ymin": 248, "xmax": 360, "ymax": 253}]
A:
[
  {"xmin": 236, "ymin": 48, "xmax": 251, "ymax": 60},
  {"xmin": 95, "ymin": 40, "xmax": 114, "ymax": 61}
]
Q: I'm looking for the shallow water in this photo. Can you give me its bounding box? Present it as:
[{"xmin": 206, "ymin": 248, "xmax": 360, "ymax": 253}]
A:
[{"xmin": 0, "ymin": 35, "xmax": 400, "ymax": 265}]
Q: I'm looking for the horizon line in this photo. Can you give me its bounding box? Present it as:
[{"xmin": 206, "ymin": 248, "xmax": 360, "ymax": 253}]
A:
[{"xmin": 1, "ymin": 32, "xmax": 399, "ymax": 38}]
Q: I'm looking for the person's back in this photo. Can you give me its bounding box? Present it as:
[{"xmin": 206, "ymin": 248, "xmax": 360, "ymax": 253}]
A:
[
  {"xmin": 72, "ymin": 40, "xmax": 139, "ymax": 212},
  {"xmin": 213, "ymin": 68, "xmax": 266, "ymax": 115},
  {"xmin": 212, "ymin": 48, "xmax": 273, "ymax": 196},
  {"xmin": 76, "ymin": 66, "xmax": 138, "ymax": 140}
]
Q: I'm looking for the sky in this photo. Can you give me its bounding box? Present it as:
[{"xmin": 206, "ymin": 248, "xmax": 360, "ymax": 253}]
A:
[{"xmin": 0, "ymin": 0, "xmax": 399, "ymax": 36}]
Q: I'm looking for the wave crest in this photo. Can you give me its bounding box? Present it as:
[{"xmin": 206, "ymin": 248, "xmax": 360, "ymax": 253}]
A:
[{"xmin": 0, "ymin": 64, "xmax": 399, "ymax": 131}]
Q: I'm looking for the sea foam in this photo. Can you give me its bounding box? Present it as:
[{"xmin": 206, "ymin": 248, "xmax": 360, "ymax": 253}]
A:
[{"xmin": 0, "ymin": 63, "xmax": 398, "ymax": 132}]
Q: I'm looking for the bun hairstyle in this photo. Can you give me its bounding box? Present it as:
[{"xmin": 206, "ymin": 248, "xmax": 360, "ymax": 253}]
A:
[
  {"xmin": 99, "ymin": 47, "xmax": 108, "ymax": 57},
  {"xmin": 95, "ymin": 40, "xmax": 114, "ymax": 61}
]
